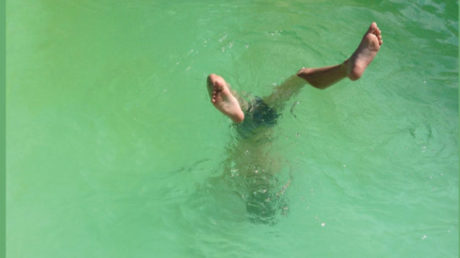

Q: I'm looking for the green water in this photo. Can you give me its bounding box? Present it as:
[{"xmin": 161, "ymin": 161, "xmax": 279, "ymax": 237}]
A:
[{"xmin": 6, "ymin": 0, "xmax": 458, "ymax": 257}]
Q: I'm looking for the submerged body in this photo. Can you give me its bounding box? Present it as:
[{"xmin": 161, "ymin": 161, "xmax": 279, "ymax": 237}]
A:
[{"xmin": 207, "ymin": 22, "xmax": 383, "ymax": 223}]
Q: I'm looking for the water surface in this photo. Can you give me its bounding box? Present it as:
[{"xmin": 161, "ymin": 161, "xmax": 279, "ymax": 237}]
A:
[{"xmin": 7, "ymin": 0, "xmax": 458, "ymax": 257}]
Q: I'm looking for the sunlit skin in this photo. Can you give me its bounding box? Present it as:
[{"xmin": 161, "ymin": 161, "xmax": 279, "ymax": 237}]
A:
[{"xmin": 207, "ymin": 22, "xmax": 383, "ymax": 122}]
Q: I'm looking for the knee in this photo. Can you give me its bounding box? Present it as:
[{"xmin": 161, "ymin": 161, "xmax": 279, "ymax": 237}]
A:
[
  {"xmin": 296, "ymin": 68, "xmax": 325, "ymax": 89},
  {"xmin": 296, "ymin": 67, "xmax": 308, "ymax": 77}
]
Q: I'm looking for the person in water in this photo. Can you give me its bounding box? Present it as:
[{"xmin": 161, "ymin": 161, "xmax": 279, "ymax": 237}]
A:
[
  {"xmin": 207, "ymin": 22, "xmax": 383, "ymax": 125},
  {"xmin": 207, "ymin": 22, "xmax": 383, "ymax": 224}
]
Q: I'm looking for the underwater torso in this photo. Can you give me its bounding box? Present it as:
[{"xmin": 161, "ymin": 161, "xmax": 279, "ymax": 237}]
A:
[{"xmin": 236, "ymin": 97, "xmax": 279, "ymax": 140}]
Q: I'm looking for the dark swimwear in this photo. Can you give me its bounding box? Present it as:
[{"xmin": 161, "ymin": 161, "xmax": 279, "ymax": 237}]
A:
[
  {"xmin": 236, "ymin": 97, "xmax": 279, "ymax": 138},
  {"xmin": 232, "ymin": 97, "xmax": 284, "ymax": 224}
]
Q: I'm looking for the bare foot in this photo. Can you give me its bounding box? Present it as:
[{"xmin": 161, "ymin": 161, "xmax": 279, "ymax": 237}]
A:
[
  {"xmin": 207, "ymin": 74, "xmax": 245, "ymax": 123},
  {"xmin": 345, "ymin": 22, "xmax": 383, "ymax": 80}
]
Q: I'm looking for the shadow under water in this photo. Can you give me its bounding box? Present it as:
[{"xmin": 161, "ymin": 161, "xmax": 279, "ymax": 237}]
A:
[{"xmin": 220, "ymin": 97, "xmax": 293, "ymax": 225}]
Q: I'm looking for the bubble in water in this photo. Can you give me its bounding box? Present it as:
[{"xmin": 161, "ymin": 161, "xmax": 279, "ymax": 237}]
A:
[
  {"xmin": 219, "ymin": 34, "xmax": 228, "ymax": 42},
  {"xmin": 230, "ymin": 169, "xmax": 239, "ymax": 177},
  {"xmin": 321, "ymin": 222, "xmax": 326, "ymax": 227},
  {"xmin": 421, "ymin": 235, "xmax": 427, "ymax": 240}
]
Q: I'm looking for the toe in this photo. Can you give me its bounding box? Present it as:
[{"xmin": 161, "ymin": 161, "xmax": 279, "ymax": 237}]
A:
[
  {"xmin": 367, "ymin": 23, "xmax": 375, "ymax": 33},
  {"xmin": 370, "ymin": 22, "xmax": 381, "ymax": 36},
  {"xmin": 372, "ymin": 22, "xmax": 379, "ymax": 29}
]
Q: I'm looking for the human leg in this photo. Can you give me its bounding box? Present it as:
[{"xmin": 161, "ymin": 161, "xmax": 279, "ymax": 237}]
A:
[
  {"xmin": 297, "ymin": 22, "xmax": 383, "ymax": 89},
  {"xmin": 296, "ymin": 63, "xmax": 347, "ymax": 89},
  {"xmin": 262, "ymin": 75, "xmax": 306, "ymax": 110},
  {"xmin": 264, "ymin": 22, "xmax": 383, "ymax": 107}
]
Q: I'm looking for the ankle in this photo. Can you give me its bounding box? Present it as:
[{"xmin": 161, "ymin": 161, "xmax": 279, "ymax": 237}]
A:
[{"xmin": 343, "ymin": 59, "xmax": 361, "ymax": 81}]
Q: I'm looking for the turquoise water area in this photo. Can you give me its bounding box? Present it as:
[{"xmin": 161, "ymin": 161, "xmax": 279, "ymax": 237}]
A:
[{"xmin": 7, "ymin": 0, "xmax": 458, "ymax": 257}]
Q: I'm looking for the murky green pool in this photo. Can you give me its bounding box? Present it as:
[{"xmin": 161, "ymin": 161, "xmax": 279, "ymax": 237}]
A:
[{"xmin": 7, "ymin": 0, "xmax": 458, "ymax": 257}]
